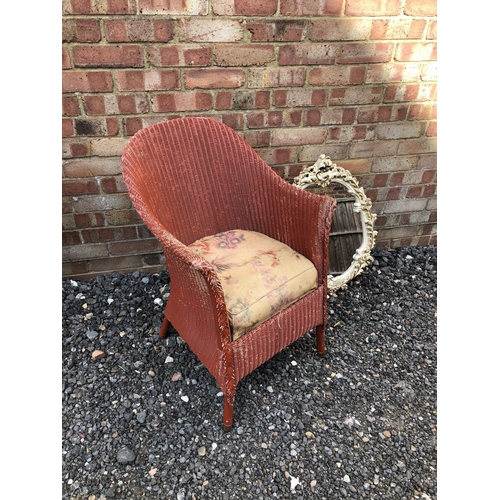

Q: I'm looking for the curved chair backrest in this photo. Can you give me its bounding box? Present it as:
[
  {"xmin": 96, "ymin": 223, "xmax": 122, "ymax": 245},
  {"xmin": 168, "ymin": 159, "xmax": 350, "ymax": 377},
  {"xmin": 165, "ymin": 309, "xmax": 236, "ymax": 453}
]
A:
[{"xmin": 122, "ymin": 116, "xmax": 283, "ymax": 246}]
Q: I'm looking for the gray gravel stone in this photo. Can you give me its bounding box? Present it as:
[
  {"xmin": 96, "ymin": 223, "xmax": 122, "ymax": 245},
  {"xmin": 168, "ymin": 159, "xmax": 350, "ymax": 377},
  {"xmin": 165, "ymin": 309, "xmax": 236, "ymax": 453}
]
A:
[
  {"xmin": 116, "ymin": 447, "xmax": 136, "ymax": 465},
  {"xmin": 62, "ymin": 246, "xmax": 437, "ymax": 499}
]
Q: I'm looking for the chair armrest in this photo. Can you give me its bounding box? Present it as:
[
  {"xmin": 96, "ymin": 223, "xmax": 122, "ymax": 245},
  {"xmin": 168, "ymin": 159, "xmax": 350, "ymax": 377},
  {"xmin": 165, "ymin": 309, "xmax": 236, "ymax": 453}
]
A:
[
  {"xmin": 157, "ymin": 230, "xmax": 237, "ymax": 393},
  {"xmin": 250, "ymin": 177, "xmax": 337, "ymax": 284}
]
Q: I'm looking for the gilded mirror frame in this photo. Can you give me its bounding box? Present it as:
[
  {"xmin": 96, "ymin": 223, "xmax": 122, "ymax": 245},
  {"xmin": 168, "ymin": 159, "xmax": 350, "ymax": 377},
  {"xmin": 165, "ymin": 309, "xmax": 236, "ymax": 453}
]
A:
[{"xmin": 293, "ymin": 155, "xmax": 378, "ymax": 293}]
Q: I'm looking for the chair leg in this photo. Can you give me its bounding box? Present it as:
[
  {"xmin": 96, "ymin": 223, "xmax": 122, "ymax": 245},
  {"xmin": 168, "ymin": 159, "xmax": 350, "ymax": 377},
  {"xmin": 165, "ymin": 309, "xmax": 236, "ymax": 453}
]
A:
[
  {"xmin": 316, "ymin": 324, "xmax": 326, "ymax": 356},
  {"xmin": 159, "ymin": 310, "xmax": 171, "ymax": 339},
  {"xmin": 222, "ymin": 394, "xmax": 235, "ymax": 432}
]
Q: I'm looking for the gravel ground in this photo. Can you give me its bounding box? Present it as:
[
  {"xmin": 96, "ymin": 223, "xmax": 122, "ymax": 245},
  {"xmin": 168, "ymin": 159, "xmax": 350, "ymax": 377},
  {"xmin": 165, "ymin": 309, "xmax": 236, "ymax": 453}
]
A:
[{"xmin": 62, "ymin": 245, "xmax": 437, "ymax": 500}]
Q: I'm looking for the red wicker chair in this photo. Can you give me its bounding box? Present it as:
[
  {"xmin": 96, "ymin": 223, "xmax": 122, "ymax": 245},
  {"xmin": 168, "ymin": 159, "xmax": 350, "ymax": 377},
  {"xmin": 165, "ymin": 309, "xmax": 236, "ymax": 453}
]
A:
[{"xmin": 121, "ymin": 117, "xmax": 336, "ymax": 430}]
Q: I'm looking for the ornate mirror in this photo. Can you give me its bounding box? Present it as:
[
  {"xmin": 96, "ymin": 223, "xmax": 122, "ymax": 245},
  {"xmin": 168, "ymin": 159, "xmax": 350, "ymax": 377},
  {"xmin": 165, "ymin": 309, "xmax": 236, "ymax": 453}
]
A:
[{"xmin": 293, "ymin": 155, "xmax": 378, "ymax": 293}]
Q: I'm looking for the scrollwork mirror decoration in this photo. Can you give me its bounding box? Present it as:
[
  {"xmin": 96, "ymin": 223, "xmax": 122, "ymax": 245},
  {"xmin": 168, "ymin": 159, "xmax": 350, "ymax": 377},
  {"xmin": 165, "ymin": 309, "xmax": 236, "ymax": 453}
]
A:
[{"xmin": 293, "ymin": 154, "xmax": 378, "ymax": 293}]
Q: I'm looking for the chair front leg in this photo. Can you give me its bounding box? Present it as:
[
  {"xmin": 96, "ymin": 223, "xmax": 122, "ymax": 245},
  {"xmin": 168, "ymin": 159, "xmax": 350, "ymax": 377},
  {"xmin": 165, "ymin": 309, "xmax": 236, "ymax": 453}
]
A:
[
  {"xmin": 316, "ymin": 324, "xmax": 326, "ymax": 356},
  {"xmin": 222, "ymin": 393, "xmax": 235, "ymax": 432}
]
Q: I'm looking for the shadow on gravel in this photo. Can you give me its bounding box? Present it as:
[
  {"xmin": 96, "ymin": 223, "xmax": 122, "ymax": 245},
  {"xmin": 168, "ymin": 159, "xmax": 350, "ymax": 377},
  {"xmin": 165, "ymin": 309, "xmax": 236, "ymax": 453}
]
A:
[{"xmin": 62, "ymin": 246, "xmax": 437, "ymax": 500}]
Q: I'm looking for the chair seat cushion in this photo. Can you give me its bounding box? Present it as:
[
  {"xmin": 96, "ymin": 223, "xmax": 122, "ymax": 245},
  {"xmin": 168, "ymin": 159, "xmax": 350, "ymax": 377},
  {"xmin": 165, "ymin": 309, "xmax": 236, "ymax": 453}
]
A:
[{"xmin": 188, "ymin": 230, "xmax": 318, "ymax": 340}]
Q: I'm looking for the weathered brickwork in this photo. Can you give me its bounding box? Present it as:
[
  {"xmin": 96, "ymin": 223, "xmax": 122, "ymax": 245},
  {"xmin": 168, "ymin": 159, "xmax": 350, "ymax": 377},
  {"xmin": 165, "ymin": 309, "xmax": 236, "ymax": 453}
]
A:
[{"xmin": 62, "ymin": 0, "xmax": 437, "ymax": 279}]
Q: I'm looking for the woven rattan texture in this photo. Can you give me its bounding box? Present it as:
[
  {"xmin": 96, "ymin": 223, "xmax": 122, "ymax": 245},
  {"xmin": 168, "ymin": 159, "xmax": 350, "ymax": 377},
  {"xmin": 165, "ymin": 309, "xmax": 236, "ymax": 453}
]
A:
[{"xmin": 121, "ymin": 117, "xmax": 336, "ymax": 428}]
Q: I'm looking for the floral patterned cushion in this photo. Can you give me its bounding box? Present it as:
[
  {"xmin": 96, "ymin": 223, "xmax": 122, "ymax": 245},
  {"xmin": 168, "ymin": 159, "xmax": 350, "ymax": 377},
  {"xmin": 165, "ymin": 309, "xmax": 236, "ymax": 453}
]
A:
[{"xmin": 188, "ymin": 230, "xmax": 318, "ymax": 340}]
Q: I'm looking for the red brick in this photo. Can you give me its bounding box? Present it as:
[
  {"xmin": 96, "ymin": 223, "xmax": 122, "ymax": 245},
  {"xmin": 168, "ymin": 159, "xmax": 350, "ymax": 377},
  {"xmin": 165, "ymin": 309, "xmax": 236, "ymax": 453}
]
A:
[
  {"xmin": 374, "ymin": 173, "xmax": 389, "ymax": 188},
  {"xmin": 278, "ymin": 44, "xmax": 336, "ymax": 65},
  {"xmin": 146, "ymin": 45, "xmax": 211, "ymax": 67},
  {"xmin": 407, "ymin": 186, "xmax": 423, "ymax": 198},
  {"xmin": 84, "ymin": 94, "xmax": 148, "ymax": 115},
  {"xmin": 63, "ymin": 231, "xmax": 82, "ymax": 246},
  {"xmin": 105, "ymin": 209, "xmax": 143, "ymax": 226},
  {"xmin": 118, "ymin": 94, "xmax": 149, "ymax": 114},
  {"xmin": 387, "ymin": 187, "xmax": 402, "ymax": 200},
  {"xmin": 366, "ymin": 63, "xmax": 420, "ymax": 84},
  {"xmin": 422, "ymin": 170, "xmax": 436, "ymax": 184},
  {"xmin": 74, "ymin": 213, "xmax": 106, "ymax": 229},
  {"xmin": 335, "ymin": 159, "xmax": 371, "ymax": 175},
  {"xmin": 220, "ymin": 113, "xmax": 244, "ymax": 130},
  {"xmin": 338, "ymin": 43, "xmax": 393, "ymax": 64},
  {"xmin": 408, "ymin": 103, "xmax": 436, "ymax": 121},
  {"xmin": 384, "ymin": 84, "xmax": 436, "ymax": 103},
  {"xmin": 63, "ymin": 96, "xmax": 80, "ymax": 116},
  {"xmin": 213, "ymin": 0, "xmax": 278, "ymax": 15},
  {"xmin": 272, "ymin": 128, "xmax": 324, "ymax": 147},
  {"xmin": 345, "ymin": 0, "xmax": 404, "ymax": 16},
  {"xmin": 83, "ymin": 95, "xmax": 105, "ymax": 115},
  {"xmin": 243, "ymin": 130, "xmax": 271, "ymax": 148},
  {"xmin": 396, "ymin": 42, "xmax": 437, "ymax": 62},
  {"xmin": 371, "ymin": 18, "xmax": 426, "ymax": 39},
  {"xmin": 358, "ymin": 105, "xmax": 408, "ymax": 123},
  {"xmin": 248, "ymin": 110, "xmax": 302, "ymax": 128},
  {"xmin": 109, "ymin": 238, "xmax": 161, "ymax": 255},
  {"xmin": 63, "ymin": 118, "xmax": 75, "ymax": 137},
  {"xmin": 82, "ymin": 226, "xmax": 137, "ymax": 244},
  {"xmin": 63, "ymin": 47, "xmax": 71, "ymax": 69},
  {"xmin": 70, "ymin": 142, "xmax": 90, "ymax": 157},
  {"xmin": 329, "ymin": 87, "xmax": 384, "ymax": 106},
  {"xmin": 274, "ymin": 89, "xmax": 327, "ymax": 107},
  {"xmin": 309, "ymin": 66, "xmax": 365, "ymax": 86},
  {"xmin": 65, "ymin": 0, "xmax": 92, "ymax": 14},
  {"xmin": 106, "ymin": 118, "xmax": 119, "ymax": 136},
  {"xmin": 124, "ymin": 117, "xmax": 143, "ymax": 136},
  {"xmin": 404, "ymin": 0, "xmax": 436, "ymax": 16},
  {"xmin": 280, "ymin": 0, "xmax": 342, "ymax": 16},
  {"xmin": 426, "ymin": 121, "xmax": 437, "ymax": 137},
  {"xmin": 423, "ymin": 184, "xmax": 436, "ymax": 196},
  {"xmin": 185, "ymin": 69, "xmax": 245, "ymax": 89},
  {"xmin": 310, "ymin": 19, "xmax": 372, "ymax": 41},
  {"xmin": 327, "ymin": 125, "xmax": 375, "ymax": 143},
  {"xmin": 214, "ymin": 45, "xmax": 275, "ymax": 67},
  {"xmin": 397, "ymin": 137, "xmax": 437, "ymax": 155},
  {"xmin": 138, "ymin": 0, "xmax": 207, "ymax": 14},
  {"xmin": 390, "ymin": 172, "xmax": 405, "ymax": 186},
  {"xmin": 215, "ymin": 92, "xmax": 233, "ymax": 110},
  {"xmin": 255, "ymin": 91, "xmax": 271, "ymax": 108},
  {"xmin": 107, "ymin": 0, "xmax": 136, "ymax": 14},
  {"xmin": 66, "ymin": 0, "xmax": 136, "ymax": 15},
  {"xmin": 305, "ymin": 108, "xmax": 356, "ymax": 126},
  {"xmin": 115, "ymin": 70, "xmax": 180, "ymax": 91},
  {"xmin": 104, "ymin": 19, "xmax": 174, "ymax": 42},
  {"xmin": 62, "ymin": 19, "xmax": 101, "ymax": 43},
  {"xmin": 248, "ymin": 67, "xmax": 306, "ymax": 88},
  {"xmin": 100, "ymin": 176, "xmax": 126, "ymax": 193},
  {"xmin": 63, "ymin": 179, "xmax": 100, "ymax": 195},
  {"xmin": 152, "ymin": 92, "xmax": 212, "ymax": 112},
  {"xmin": 63, "ymin": 71, "xmax": 113, "ymax": 93},
  {"xmin": 73, "ymin": 45, "xmax": 143, "ymax": 68},
  {"xmin": 427, "ymin": 20, "xmax": 437, "ymax": 40},
  {"xmin": 246, "ymin": 20, "xmax": 307, "ymax": 42},
  {"xmin": 257, "ymin": 148, "xmax": 296, "ymax": 166}
]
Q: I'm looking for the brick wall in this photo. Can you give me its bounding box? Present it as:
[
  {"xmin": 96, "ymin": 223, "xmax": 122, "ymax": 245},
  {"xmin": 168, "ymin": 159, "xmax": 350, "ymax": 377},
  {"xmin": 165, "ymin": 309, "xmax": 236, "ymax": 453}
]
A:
[{"xmin": 62, "ymin": 0, "xmax": 437, "ymax": 280}]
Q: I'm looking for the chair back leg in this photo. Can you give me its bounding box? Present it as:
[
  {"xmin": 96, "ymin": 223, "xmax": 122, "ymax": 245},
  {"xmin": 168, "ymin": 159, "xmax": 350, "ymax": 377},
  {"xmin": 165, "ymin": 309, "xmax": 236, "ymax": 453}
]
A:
[{"xmin": 159, "ymin": 312, "xmax": 171, "ymax": 339}]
